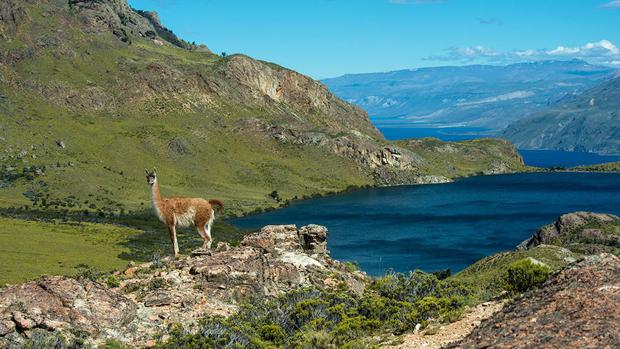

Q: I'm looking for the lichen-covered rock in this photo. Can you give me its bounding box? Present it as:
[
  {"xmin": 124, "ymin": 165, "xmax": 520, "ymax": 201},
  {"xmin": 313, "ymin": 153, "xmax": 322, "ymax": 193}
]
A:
[
  {"xmin": 0, "ymin": 276, "xmax": 137, "ymax": 347},
  {"xmin": 0, "ymin": 224, "xmax": 367, "ymax": 347}
]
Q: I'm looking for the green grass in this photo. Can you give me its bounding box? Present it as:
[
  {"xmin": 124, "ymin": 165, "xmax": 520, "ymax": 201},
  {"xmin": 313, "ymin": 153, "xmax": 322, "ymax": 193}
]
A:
[
  {"xmin": 0, "ymin": 218, "xmax": 140, "ymax": 285},
  {"xmin": 0, "ymin": 216, "xmax": 248, "ymax": 285}
]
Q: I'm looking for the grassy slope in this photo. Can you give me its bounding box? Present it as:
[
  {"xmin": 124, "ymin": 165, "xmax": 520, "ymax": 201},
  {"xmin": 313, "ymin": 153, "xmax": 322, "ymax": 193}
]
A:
[
  {"xmin": 453, "ymin": 217, "xmax": 620, "ymax": 300},
  {"xmin": 0, "ymin": 218, "xmax": 141, "ymax": 284},
  {"xmin": 452, "ymin": 245, "xmax": 578, "ymax": 300}
]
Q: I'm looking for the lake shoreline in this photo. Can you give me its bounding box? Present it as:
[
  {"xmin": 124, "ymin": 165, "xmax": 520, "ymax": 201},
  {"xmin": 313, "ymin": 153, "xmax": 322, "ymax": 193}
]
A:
[{"xmin": 231, "ymin": 172, "xmax": 620, "ymax": 275}]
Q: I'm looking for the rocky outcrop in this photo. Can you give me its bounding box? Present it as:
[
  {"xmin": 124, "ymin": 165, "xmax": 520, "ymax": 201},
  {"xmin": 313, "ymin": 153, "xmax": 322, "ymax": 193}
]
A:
[
  {"xmin": 0, "ymin": 224, "xmax": 367, "ymax": 348},
  {"xmin": 68, "ymin": 0, "xmax": 189, "ymax": 48},
  {"xmin": 0, "ymin": 277, "xmax": 136, "ymax": 344},
  {"xmin": 215, "ymin": 55, "xmax": 382, "ymax": 139},
  {"xmin": 447, "ymin": 254, "xmax": 620, "ymax": 349},
  {"xmin": 235, "ymin": 117, "xmax": 423, "ymax": 182},
  {"xmin": 517, "ymin": 211, "xmax": 619, "ymax": 250}
]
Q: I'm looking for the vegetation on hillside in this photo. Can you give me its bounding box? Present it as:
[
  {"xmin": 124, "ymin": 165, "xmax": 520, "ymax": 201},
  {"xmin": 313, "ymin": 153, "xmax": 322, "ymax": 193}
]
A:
[
  {"xmin": 151, "ymin": 271, "xmax": 473, "ymax": 349},
  {"xmin": 570, "ymin": 161, "xmax": 620, "ymax": 173}
]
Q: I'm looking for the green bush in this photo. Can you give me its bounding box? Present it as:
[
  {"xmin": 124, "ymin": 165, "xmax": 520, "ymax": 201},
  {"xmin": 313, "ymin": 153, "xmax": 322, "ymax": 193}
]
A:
[
  {"xmin": 156, "ymin": 271, "xmax": 475, "ymax": 348},
  {"xmin": 259, "ymin": 324, "xmax": 285, "ymax": 343},
  {"xmin": 105, "ymin": 275, "xmax": 120, "ymax": 288},
  {"xmin": 23, "ymin": 329, "xmax": 91, "ymax": 349},
  {"xmin": 343, "ymin": 261, "xmax": 359, "ymax": 272},
  {"xmin": 503, "ymin": 259, "xmax": 551, "ymax": 293},
  {"xmin": 74, "ymin": 264, "xmax": 102, "ymax": 282}
]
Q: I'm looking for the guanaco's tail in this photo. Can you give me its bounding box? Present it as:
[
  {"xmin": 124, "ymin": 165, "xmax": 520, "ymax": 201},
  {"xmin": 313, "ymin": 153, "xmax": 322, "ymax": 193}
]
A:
[{"xmin": 209, "ymin": 199, "xmax": 224, "ymax": 212}]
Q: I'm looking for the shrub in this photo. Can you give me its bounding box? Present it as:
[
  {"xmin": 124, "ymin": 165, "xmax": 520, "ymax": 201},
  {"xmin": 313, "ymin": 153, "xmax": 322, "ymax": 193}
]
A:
[
  {"xmin": 258, "ymin": 324, "xmax": 285, "ymax": 343},
  {"xmin": 503, "ymin": 259, "xmax": 551, "ymax": 293},
  {"xmin": 105, "ymin": 275, "xmax": 120, "ymax": 288},
  {"xmin": 157, "ymin": 271, "xmax": 474, "ymax": 348},
  {"xmin": 74, "ymin": 264, "xmax": 102, "ymax": 282},
  {"xmin": 23, "ymin": 329, "xmax": 91, "ymax": 349},
  {"xmin": 343, "ymin": 261, "xmax": 359, "ymax": 273}
]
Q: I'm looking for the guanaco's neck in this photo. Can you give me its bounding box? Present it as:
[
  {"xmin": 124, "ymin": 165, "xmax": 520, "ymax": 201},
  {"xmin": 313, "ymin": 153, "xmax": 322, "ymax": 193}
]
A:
[{"xmin": 150, "ymin": 180, "xmax": 164, "ymax": 218}]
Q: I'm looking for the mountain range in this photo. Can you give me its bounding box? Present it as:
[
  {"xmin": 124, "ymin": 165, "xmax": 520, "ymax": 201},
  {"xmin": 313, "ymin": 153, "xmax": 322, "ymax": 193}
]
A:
[
  {"xmin": 322, "ymin": 60, "xmax": 615, "ymax": 131},
  {"xmin": 503, "ymin": 75, "xmax": 620, "ymax": 155}
]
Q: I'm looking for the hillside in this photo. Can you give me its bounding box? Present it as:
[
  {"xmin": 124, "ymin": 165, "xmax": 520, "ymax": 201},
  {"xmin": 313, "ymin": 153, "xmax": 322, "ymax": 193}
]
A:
[
  {"xmin": 322, "ymin": 60, "xmax": 614, "ymax": 131},
  {"xmin": 0, "ymin": 0, "xmax": 525, "ymax": 282},
  {"xmin": 0, "ymin": 0, "xmax": 525, "ymax": 218},
  {"xmin": 503, "ymin": 76, "xmax": 620, "ymax": 155}
]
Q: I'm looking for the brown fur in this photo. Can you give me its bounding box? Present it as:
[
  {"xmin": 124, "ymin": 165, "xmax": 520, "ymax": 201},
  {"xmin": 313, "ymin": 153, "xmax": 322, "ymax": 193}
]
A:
[{"xmin": 146, "ymin": 169, "xmax": 223, "ymax": 256}]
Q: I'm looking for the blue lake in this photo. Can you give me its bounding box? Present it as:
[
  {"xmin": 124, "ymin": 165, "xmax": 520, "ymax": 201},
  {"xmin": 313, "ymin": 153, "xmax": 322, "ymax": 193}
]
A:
[
  {"xmin": 517, "ymin": 150, "xmax": 620, "ymax": 168},
  {"xmin": 232, "ymin": 172, "xmax": 620, "ymax": 276}
]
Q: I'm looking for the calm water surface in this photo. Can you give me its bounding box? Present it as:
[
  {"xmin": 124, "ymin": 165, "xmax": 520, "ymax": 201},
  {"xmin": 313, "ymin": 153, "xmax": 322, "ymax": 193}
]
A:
[{"xmin": 232, "ymin": 172, "xmax": 620, "ymax": 275}]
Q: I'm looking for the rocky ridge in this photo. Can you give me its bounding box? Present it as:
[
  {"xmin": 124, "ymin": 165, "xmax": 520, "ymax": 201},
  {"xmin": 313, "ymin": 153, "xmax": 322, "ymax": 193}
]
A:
[
  {"xmin": 0, "ymin": 224, "xmax": 367, "ymax": 348},
  {"xmin": 447, "ymin": 253, "xmax": 620, "ymax": 349},
  {"xmin": 518, "ymin": 211, "xmax": 620, "ymax": 253}
]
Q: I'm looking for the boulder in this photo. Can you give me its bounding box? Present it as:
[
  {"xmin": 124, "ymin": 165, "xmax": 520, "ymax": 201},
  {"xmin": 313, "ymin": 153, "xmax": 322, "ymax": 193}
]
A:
[{"xmin": 0, "ymin": 276, "xmax": 137, "ymax": 342}]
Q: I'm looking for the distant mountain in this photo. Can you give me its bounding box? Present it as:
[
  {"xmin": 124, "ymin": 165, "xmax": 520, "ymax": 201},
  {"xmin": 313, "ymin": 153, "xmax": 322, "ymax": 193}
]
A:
[
  {"xmin": 503, "ymin": 76, "xmax": 620, "ymax": 155},
  {"xmin": 322, "ymin": 60, "xmax": 615, "ymax": 130}
]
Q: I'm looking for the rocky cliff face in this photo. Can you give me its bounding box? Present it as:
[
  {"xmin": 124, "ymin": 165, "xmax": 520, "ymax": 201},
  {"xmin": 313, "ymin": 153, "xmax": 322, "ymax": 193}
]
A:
[{"xmin": 0, "ymin": 224, "xmax": 367, "ymax": 348}]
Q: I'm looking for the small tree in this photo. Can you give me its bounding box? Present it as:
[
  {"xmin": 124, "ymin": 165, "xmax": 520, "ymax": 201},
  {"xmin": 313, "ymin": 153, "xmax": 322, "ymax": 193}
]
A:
[{"xmin": 221, "ymin": 51, "xmax": 227, "ymax": 57}]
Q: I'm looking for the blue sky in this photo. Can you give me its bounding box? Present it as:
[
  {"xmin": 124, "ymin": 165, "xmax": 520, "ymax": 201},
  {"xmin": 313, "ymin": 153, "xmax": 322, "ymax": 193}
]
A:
[{"xmin": 128, "ymin": 0, "xmax": 620, "ymax": 79}]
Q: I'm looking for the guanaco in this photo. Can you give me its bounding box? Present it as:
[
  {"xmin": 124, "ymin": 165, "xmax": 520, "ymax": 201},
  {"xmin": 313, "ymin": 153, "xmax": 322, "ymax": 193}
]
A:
[{"xmin": 145, "ymin": 168, "xmax": 223, "ymax": 256}]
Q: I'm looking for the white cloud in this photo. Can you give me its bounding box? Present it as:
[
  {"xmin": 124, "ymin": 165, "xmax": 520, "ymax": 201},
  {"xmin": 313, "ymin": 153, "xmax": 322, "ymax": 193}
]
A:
[
  {"xmin": 547, "ymin": 40, "xmax": 619, "ymax": 56},
  {"xmin": 547, "ymin": 46, "xmax": 581, "ymax": 55},
  {"xmin": 426, "ymin": 40, "xmax": 620, "ymax": 65},
  {"xmin": 602, "ymin": 0, "xmax": 620, "ymax": 8}
]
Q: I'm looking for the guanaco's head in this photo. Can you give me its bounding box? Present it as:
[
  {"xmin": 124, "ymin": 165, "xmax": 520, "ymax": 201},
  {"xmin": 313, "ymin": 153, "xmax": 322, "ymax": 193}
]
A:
[{"xmin": 145, "ymin": 167, "xmax": 157, "ymax": 186}]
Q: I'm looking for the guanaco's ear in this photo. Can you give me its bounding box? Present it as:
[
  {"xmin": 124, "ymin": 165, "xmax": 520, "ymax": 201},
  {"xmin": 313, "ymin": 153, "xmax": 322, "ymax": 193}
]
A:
[
  {"xmin": 145, "ymin": 168, "xmax": 149, "ymax": 174},
  {"xmin": 152, "ymin": 167, "xmax": 157, "ymax": 175}
]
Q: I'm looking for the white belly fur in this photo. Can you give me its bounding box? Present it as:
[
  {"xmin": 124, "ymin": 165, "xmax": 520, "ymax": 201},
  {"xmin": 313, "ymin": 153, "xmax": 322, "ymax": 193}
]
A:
[{"xmin": 174, "ymin": 208, "xmax": 196, "ymax": 227}]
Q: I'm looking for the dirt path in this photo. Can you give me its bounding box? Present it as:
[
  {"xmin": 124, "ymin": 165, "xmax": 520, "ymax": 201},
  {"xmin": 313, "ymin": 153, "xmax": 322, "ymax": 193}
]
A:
[{"xmin": 384, "ymin": 301, "xmax": 504, "ymax": 349}]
